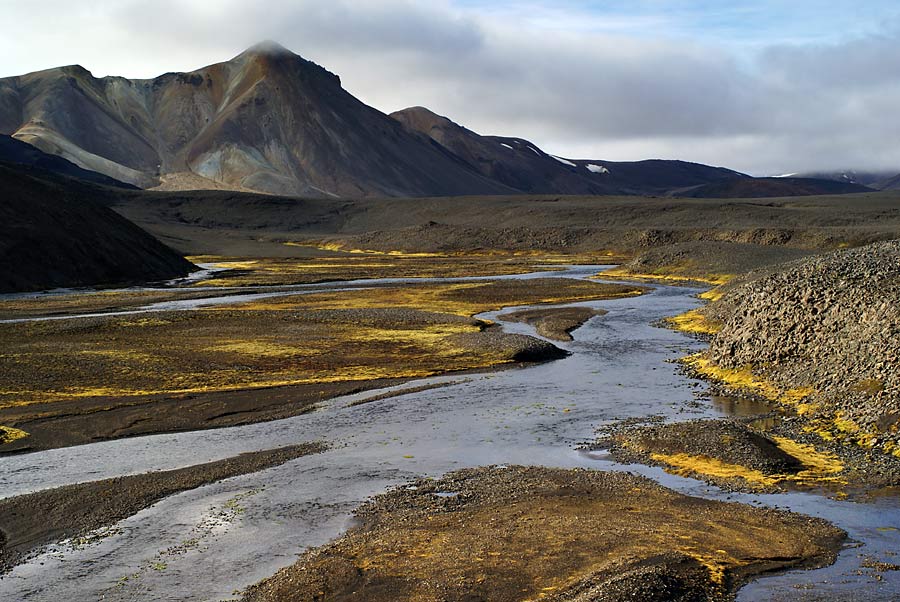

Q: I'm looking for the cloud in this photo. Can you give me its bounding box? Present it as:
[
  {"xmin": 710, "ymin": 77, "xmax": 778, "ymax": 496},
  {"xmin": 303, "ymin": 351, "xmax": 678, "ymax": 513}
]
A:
[{"xmin": 1, "ymin": 0, "xmax": 899, "ymax": 174}]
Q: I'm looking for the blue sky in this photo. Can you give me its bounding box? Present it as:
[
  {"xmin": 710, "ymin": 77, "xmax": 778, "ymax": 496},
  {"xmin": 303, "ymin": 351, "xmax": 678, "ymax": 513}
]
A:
[{"xmin": 453, "ymin": 0, "xmax": 900, "ymax": 46}]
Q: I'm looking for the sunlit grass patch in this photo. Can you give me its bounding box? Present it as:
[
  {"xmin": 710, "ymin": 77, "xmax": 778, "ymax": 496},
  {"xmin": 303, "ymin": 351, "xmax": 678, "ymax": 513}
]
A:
[
  {"xmin": 665, "ymin": 309, "xmax": 722, "ymax": 335},
  {"xmin": 0, "ymin": 425, "xmax": 29, "ymax": 444},
  {"xmin": 189, "ymin": 252, "xmax": 625, "ymax": 287},
  {"xmin": 596, "ymin": 266, "xmax": 733, "ymax": 287},
  {"xmin": 231, "ymin": 279, "xmax": 643, "ymax": 317},
  {"xmin": 650, "ymin": 436, "xmax": 845, "ymax": 491},
  {"xmin": 682, "ymin": 354, "xmax": 815, "ymax": 408}
]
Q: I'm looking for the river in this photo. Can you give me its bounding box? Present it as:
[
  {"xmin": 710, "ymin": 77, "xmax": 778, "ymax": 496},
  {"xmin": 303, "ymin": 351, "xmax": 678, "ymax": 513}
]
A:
[{"xmin": 0, "ymin": 266, "xmax": 897, "ymax": 601}]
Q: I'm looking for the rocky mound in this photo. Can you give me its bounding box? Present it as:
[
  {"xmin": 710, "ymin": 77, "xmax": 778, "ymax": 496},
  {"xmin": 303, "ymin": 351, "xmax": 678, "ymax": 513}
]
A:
[
  {"xmin": 701, "ymin": 240, "xmax": 900, "ymax": 455},
  {"xmin": 607, "ymin": 419, "xmax": 804, "ymax": 476},
  {"xmin": 0, "ymin": 164, "xmax": 194, "ymax": 292},
  {"xmin": 611, "ymin": 241, "xmax": 818, "ymax": 282}
]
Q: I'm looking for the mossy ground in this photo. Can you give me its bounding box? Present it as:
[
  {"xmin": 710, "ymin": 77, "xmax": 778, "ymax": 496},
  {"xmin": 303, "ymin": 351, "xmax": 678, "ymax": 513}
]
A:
[
  {"xmin": 0, "ymin": 265, "xmax": 642, "ymax": 450},
  {"xmin": 242, "ymin": 466, "xmax": 844, "ymax": 602},
  {"xmin": 191, "ymin": 250, "xmax": 622, "ymax": 287}
]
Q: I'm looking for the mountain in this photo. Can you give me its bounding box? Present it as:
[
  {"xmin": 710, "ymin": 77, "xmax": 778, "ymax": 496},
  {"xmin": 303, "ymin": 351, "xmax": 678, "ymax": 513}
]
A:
[
  {"xmin": 681, "ymin": 176, "xmax": 874, "ymax": 199},
  {"xmin": 390, "ymin": 106, "xmax": 617, "ymax": 195},
  {"xmin": 0, "ymin": 163, "xmax": 194, "ymax": 292},
  {"xmin": 791, "ymin": 170, "xmax": 900, "ymax": 190},
  {"xmin": 876, "ymin": 173, "xmax": 900, "ymax": 190},
  {"xmin": 391, "ymin": 106, "xmax": 747, "ymax": 196},
  {"xmin": 0, "ymin": 134, "xmax": 136, "ymax": 188},
  {"xmin": 3, "ymin": 43, "xmax": 750, "ymax": 198},
  {"xmin": 0, "ymin": 42, "xmax": 514, "ymax": 198}
]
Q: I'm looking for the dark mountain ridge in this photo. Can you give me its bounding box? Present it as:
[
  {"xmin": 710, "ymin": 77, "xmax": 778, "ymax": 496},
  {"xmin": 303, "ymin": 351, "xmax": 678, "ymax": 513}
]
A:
[
  {"xmin": 0, "ymin": 164, "xmax": 194, "ymax": 293},
  {"xmin": 682, "ymin": 176, "xmax": 874, "ymax": 199},
  {"xmin": 391, "ymin": 106, "xmax": 747, "ymax": 196},
  {"xmin": 0, "ymin": 134, "xmax": 136, "ymax": 189}
]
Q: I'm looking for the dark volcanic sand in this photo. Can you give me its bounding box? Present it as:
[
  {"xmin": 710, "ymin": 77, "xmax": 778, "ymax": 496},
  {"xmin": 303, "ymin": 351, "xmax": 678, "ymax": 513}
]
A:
[
  {"xmin": 498, "ymin": 306, "xmax": 607, "ymax": 341},
  {"xmin": 0, "ymin": 443, "xmax": 324, "ymax": 573},
  {"xmin": 0, "ymin": 379, "xmax": 412, "ymax": 454}
]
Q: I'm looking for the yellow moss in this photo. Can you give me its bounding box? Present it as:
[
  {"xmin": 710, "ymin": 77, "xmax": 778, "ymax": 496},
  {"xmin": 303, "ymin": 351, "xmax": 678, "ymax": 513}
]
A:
[
  {"xmin": 0, "ymin": 319, "xmax": 504, "ymax": 408},
  {"xmin": 285, "ymin": 241, "xmax": 444, "ymax": 257},
  {"xmin": 698, "ymin": 287, "xmax": 725, "ymax": 302},
  {"xmin": 683, "ymin": 355, "xmax": 815, "ymax": 407},
  {"xmin": 119, "ymin": 318, "xmax": 172, "ymax": 328},
  {"xmin": 651, "ymin": 438, "xmax": 846, "ymax": 491},
  {"xmin": 208, "ymin": 340, "xmax": 319, "ymax": 358},
  {"xmin": 665, "ymin": 309, "xmax": 722, "ymax": 335},
  {"xmin": 208, "ymin": 260, "xmax": 260, "ymax": 270},
  {"xmin": 597, "ymin": 267, "xmax": 733, "ymax": 287},
  {"xmin": 804, "ymin": 412, "xmax": 882, "ymax": 450},
  {"xmin": 229, "ymin": 281, "xmax": 641, "ymax": 318},
  {"xmin": 651, "ymin": 452, "xmax": 780, "ymax": 488},
  {"xmin": 684, "ymin": 553, "xmax": 742, "ymax": 588},
  {"xmin": 0, "ymin": 425, "xmax": 29, "ymax": 444},
  {"xmin": 771, "ymin": 436, "xmax": 844, "ymax": 476},
  {"xmin": 80, "ymin": 349, "xmax": 158, "ymax": 362}
]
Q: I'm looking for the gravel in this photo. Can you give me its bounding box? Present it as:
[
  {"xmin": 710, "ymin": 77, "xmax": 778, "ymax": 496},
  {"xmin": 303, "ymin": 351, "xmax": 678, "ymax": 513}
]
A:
[{"xmin": 702, "ymin": 239, "xmax": 900, "ymax": 454}]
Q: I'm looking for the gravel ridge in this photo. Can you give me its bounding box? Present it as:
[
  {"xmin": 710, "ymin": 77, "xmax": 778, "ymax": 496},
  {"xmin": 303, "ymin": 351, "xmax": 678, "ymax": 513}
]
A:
[{"xmin": 702, "ymin": 239, "xmax": 900, "ymax": 454}]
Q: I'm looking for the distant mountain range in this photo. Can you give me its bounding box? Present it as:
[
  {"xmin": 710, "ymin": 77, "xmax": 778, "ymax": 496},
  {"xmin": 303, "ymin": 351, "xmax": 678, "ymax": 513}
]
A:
[
  {"xmin": 0, "ymin": 41, "xmax": 893, "ymax": 198},
  {"xmin": 790, "ymin": 170, "xmax": 900, "ymax": 191},
  {"xmin": 683, "ymin": 177, "xmax": 873, "ymax": 199},
  {"xmin": 0, "ymin": 42, "xmax": 750, "ymax": 198}
]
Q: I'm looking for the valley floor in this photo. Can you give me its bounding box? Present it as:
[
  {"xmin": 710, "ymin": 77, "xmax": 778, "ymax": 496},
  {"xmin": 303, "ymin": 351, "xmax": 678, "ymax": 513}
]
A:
[{"xmin": 0, "ymin": 250, "xmax": 898, "ymax": 601}]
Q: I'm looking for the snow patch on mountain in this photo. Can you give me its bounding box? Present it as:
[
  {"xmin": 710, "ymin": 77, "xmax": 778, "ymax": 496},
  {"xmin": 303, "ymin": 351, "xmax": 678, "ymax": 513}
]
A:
[{"xmin": 549, "ymin": 155, "xmax": 576, "ymax": 167}]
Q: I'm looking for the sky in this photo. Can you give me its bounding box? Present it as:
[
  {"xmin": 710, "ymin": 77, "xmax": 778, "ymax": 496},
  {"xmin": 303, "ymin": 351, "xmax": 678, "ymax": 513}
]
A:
[{"xmin": 2, "ymin": 0, "xmax": 900, "ymax": 175}]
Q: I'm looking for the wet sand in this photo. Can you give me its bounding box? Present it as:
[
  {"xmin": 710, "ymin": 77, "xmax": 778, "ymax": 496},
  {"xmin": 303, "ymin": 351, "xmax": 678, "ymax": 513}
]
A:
[{"xmin": 0, "ymin": 443, "xmax": 324, "ymax": 573}]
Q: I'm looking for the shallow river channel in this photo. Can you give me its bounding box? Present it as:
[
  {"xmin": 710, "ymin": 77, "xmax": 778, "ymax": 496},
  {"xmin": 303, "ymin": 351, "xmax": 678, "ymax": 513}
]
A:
[{"xmin": 1, "ymin": 266, "xmax": 898, "ymax": 601}]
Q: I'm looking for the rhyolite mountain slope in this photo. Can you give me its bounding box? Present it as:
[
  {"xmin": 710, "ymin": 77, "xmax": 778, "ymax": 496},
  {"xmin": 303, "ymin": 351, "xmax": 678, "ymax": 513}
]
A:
[
  {"xmin": 0, "ymin": 163, "xmax": 194, "ymax": 292},
  {"xmin": 3, "ymin": 42, "xmax": 754, "ymax": 198},
  {"xmin": 391, "ymin": 106, "xmax": 747, "ymax": 196},
  {"xmin": 0, "ymin": 134, "xmax": 136, "ymax": 189},
  {"xmin": 0, "ymin": 42, "xmax": 514, "ymax": 198}
]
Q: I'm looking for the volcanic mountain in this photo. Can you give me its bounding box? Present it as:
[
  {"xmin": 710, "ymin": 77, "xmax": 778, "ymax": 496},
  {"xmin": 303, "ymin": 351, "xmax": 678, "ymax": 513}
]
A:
[
  {"xmin": 0, "ymin": 42, "xmax": 515, "ymax": 197},
  {"xmin": 391, "ymin": 106, "xmax": 747, "ymax": 196},
  {"xmin": 3, "ymin": 42, "xmax": 753, "ymax": 198}
]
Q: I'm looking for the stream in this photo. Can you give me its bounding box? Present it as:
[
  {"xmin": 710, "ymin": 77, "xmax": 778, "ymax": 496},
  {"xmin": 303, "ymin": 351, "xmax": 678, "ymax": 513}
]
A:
[{"xmin": 0, "ymin": 266, "xmax": 898, "ymax": 601}]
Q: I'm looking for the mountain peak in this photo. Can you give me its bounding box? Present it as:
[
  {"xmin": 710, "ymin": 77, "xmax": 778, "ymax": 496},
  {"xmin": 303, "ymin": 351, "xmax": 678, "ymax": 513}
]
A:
[
  {"xmin": 244, "ymin": 40, "xmax": 294, "ymax": 57},
  {"xmin": 392, "ymin": 106, "xmax": 457, "ymax": 131}
]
